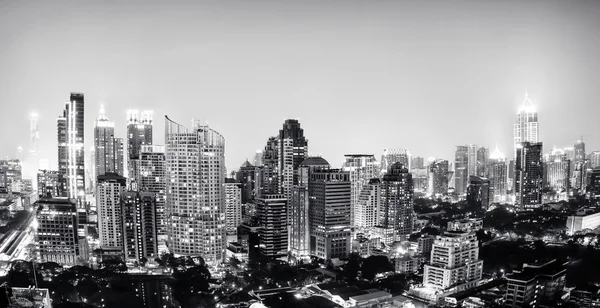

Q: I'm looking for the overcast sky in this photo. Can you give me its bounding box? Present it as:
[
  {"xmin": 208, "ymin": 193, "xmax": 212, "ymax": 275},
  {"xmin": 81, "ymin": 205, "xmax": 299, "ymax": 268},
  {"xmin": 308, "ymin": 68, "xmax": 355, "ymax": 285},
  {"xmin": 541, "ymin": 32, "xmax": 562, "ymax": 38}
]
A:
[{"xmin": 1, "ymin": 0, "xmax": 599, "ymax": 173}]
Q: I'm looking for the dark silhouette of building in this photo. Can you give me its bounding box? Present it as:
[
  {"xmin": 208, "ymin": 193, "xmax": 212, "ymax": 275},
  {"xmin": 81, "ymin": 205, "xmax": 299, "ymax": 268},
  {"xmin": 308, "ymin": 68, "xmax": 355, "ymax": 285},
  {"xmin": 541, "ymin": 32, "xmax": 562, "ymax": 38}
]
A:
[
  {"xmin": 467, "ymin": 176, "xmax": 490, "ymax": 210},
  {"xmin": 381, "ymin": 162, "xmax": 414, "ymax": 241},
  {"xmin": 256, "ymin": 194, "xmax": 288, "ymax": 258},
  {"xmin": 515, "ymin": 142, "xmax": 543, "ymax": 210}
]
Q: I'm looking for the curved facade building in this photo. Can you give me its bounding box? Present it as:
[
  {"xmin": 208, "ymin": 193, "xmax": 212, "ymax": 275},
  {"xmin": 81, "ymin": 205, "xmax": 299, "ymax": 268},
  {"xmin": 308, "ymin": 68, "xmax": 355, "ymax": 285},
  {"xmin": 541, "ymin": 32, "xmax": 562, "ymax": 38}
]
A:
[{"xmin": 165, "ymin": 116, "xmax": 226, "ymax": 264}]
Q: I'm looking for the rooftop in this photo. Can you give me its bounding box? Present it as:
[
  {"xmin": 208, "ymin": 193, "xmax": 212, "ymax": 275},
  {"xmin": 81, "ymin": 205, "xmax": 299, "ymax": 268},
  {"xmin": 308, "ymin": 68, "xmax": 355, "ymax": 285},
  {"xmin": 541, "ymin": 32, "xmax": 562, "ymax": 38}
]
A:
[{"xmin": 300, "ymin": 156, "xmax": 330, "ymax": 167}]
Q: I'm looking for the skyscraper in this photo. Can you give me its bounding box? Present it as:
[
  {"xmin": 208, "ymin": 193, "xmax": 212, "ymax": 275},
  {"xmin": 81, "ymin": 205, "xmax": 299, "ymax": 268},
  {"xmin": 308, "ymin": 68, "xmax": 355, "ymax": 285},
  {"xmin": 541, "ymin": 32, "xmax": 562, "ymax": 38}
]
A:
[
  {"xmin": 257, "ymin": 137, "xmax": 280, "ymax": 197},
  {"xmin": 515, "ymin": 142, "xmax": 543, "ymax": 210},
  {"xmin": 278, "ymin": 119, "xmax": 308, "ymax": 202},
  {"xmin": 411, "ymin": 156, "xmax": 425, "ymax": 170},
  {"xmin": 127, "ymin": 110, "xmax": 153, "ymax": 183},
  {"xmin": 428, "ymin": 159, "xmax": 449, "ymax": 196},
  {"xmin": 256, "ymin": 194, "xmax": 288, "ymax": 258},
  {"xmin": 236, "ymin": 160, "xmax": 257, "ymax": 205},
  {"xmin": 97, "ymin": 173, "xmax": 127, "ymax": 252},
  {"xmin": 467, "ymin": 176, "xmax": 491, "ymax": 210},
  {"xmin": 253, "ymin": 150, "xmax": 263, "ymax": 167},
  {"xmin": 35, "ymin": 198, "xmax": 80, "ymax": 266},
  {"xmin": 467, "ymin": 145, "xmax": 478, "ymax": 177},
  {"xmin": 224, "ymin": 178, "xmax": 242, "ymax": 237},
  {"xmin": 476, "ymin": 147, "xmax": 489, "ymax": 177},
  {"xmin": 514, "ymin": 92, "xmax": 539, "ymax": 155},
  {"xmin": 381, "ymin": 162, "xmax": 414, "ymax": 241},
  {"xmin": 342, "ymin": 154, "xmax": 378, "ymax": 227},
  {"xmin": 454, "ymin": 146, "xmax": 469, "ymax": 195},
  {"xmin": 94, "ymin": 105, "xmax": 124, "ymax": 180},
  {"xmin": 165, "ymin": 116, "xmax": 225, "ymax": 264},
  {"xmin": 355, "ymin": 178, "xmax": 381, "ymax": 228},
  {"xmin": 136, "ymin": 145, "xmax": 166, "ymax": 239},
  {"xmin": 574, "ymin": 139, "xmax": 586, "ymax": 165},
  {"xmin": 57, "ymin": 92, "xmax": 85, "ymax": 200},
  {"xmin": 381, "ymin": 149, "xmax": 411, "ymax": 174},
  {"xmin": 544, "ymin": 148, "xmax": 570, "ymax": 193},
  {"xmin": 290, "ymin": 157, "xmax": 330, "ymax": 257},
  {"xmin": 588, "ymin": 151, "xmax": 600, "ymax": 169},
  {"xmin": 37, "ymin": 169, "xmax": 60, "ymax": 198},
  {"xmin": 122, "ymin": 191, "xmax": 158, "ymax": 263},
  {"xmin": 309, "ymin": 169, "xmax": 352, "ymax": 259},
  {"xmin": 488, "ymin": 146, "xmax": 508, "ymax": 203}
]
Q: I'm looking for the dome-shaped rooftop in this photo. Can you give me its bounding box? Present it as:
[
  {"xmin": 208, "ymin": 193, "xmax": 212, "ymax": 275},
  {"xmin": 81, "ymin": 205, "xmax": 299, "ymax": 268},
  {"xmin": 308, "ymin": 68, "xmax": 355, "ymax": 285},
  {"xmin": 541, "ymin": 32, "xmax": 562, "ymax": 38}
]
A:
[{"xmin": 300, "ymin": 156, "xmax": 330, "ymax": 167}]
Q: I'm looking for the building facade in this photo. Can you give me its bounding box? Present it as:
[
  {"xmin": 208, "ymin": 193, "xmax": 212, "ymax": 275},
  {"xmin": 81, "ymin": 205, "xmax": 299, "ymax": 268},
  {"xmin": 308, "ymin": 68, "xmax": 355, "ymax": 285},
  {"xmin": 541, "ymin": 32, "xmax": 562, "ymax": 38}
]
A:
[
  {"xmin": 36, "ymin": 198, "xmax": 80, "ymax": 266},
  {"xmin": 122, "ymin": 191, "xmax": 158, "ymax": 263},
  {"xmin": 342, "ymin": 154, "xmax": 378, "ymax": 227},
  {"xmin": 428, "ymin": 159, "xmax": 449, "ymax": 196},
  {"xmin": 515, "ymin": 142, "xmax": 543, "ymax": 210},
  {"xmin": 256, "ymin": 194, "xmax": 288, "ymax": 258},
  {"xmin": 224, "ymin": 179, "xmax": 242, "ymax": 236},
  {"xmin": 381, "ymin": 162, "xmax": 414, "ymax": 241},
  {"xmin": 127, "ymin": 110, "xmax": 153, "ymax": 183},
  {"xmin": 355, "ymin": 178, "xmax": 382, "ymax": 228},
  {"xmin": 97, "ymin": 173, "xmax": 127, "ymax": 251},
  {"xmin": 467, "ymin": 176, "xmax": 491, "ymax": 210},
  {"xmin": 514, "ymin": 92, "xmax": 539, "ymax": 156},
  {"xmin": 136, "ymin": 145, "xmax": 166, "ymax": 238}
]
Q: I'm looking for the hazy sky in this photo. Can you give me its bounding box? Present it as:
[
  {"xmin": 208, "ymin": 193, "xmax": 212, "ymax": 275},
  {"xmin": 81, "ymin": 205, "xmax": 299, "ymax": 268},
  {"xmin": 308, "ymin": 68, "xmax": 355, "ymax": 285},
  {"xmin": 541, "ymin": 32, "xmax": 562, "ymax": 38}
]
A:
[{"xmin": 1, "ymin": 0, "xmax": 600, "ymax": 172}]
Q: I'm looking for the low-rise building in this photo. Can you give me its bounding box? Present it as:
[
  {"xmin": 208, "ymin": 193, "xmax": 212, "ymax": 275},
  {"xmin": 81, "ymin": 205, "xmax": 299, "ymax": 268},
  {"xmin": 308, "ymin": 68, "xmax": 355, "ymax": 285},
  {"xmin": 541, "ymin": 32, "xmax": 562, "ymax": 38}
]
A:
[
  {"xmin": 566, "ymin": 211, "xmax": 600, "ymax": 235},
  {"xmin": 447, "ymin": 218, "xmax": 483, "ymax": 233},
  {"xmin": 569, "ymin": 284, "xmax": 600, "ymax": 308}
]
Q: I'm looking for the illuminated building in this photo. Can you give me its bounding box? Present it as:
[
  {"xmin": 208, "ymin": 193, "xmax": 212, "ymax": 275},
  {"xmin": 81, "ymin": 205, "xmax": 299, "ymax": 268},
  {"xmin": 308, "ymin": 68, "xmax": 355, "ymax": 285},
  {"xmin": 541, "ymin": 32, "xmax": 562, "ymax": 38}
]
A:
[
  {"xmin": 380, "ymin": 162, "xmax": 414, "ymax": 241},
  {"xmin": 165, "ymin": 116, "xmax": 225, "ymax": 264},
  {"xmin": 309, "ymin": 169, "xmax": 352, "ymax": 259},
  {"xmin": 423, "ymin": 231, "xmax": 483, "ymax": 294},
  {"xmin": 122, "ymin": 191, "xmax": 158, "ymax": 263},
  {"xmin": 513, "ymin": 92, "xmax": 539, "ymax": 156},
  {"xmin": 476, "ymin": 147, "xmax": 489, "ymax": 177},
  {"xmin": 35, "ymin": 198, "xmax": 80, "ymax": 266},
  {"xmin": 256, "ymin": 194, "xmax": 288, "ymax": 258},
  {"xmin": 355, "ymin": 178, "xmax": 381, "ymax": 228},
  {"xmin": 94, "ymin": 105, "xmax": 124, "ymax": 180},
  {"xmin": 428, "ymin": 159, "xmax": 449, "ymax": 196},
  {"xmin": 467, "ymin": 145, "xmax": 478, "ymax": 177},
  {"xmin": 543, "ymin": 148, "xmax": 570, "ymax": 193},
  {"xmin": 454, "ymin": 146, "xmax": 469, "ymax": 195},
  {"xmin": 257, "ymin": 137, "xmax": 279, "ymax": 196},
  {"xmin": 504, "ymin": 260, "xmax": 566, "ymax": 308},
  {"xmin": 97, "ymin": 173, "xmax": 126, "ymax": 253},
  {"xmin": 127, "ymin": 109, "xmax": 153, "ymax": 184},
  {"xmin": 37, "ymin": 169, "xmax": 60, "ymax": 198},
  {"xmin": 588, "ymin": 151, "xmax": 600, "ymax": 169},
  {"xmin": 253, "ymin": 150, "xmax": 263, "ymax": 167},
  {"xmin": 0, "ymin": 159, "xmax": 22, "ymax": 190},
  {"xmin": 588, "ymin": 168, "xmax": 600, "ymax": 203},
  {"xmin": 224, "ymin": 178, "xmax": 242, "ymax": 236},
  {"xmin": 515, "ymin": 142, "xmax": 543, "ymax": 210},
  {"xmin": 381, "ymin": 148, "xmax": 411, "ymax": 174},
  {"xmin": 342, "ymin": 154, "xmax": 378, "ymax": 226},
  {"xmin": 290, "ymin": 157, "xmax": 329, "ymax": 257},
  {"xmin": 467, "ymin": 176, "xmax": 490, "ymax": 210},
  {"xmin": 447, "ymin": 218, "xmax": 483, "ymax": 233},
  {"xmin": 412, "ymin": 168, "xmax": 429, "ymax": 193},
  {"xmin": 136, "ymin": 145, "xmax": 166, "ymax": 238},
  {"xmin": 566, "ymin": 211, "xmax": 600, "ymax": 235},
  {"xmin": 488, "ymin": 146, "xmax": 508, "ymax": 203}
]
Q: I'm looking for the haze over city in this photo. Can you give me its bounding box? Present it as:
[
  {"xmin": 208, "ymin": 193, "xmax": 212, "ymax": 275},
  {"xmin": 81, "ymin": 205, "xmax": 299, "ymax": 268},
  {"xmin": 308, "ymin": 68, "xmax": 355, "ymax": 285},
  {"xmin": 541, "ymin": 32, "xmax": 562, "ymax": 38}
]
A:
[{"xmin": 2, "ymin": 0, "xmax": 600, "ymax": 172}]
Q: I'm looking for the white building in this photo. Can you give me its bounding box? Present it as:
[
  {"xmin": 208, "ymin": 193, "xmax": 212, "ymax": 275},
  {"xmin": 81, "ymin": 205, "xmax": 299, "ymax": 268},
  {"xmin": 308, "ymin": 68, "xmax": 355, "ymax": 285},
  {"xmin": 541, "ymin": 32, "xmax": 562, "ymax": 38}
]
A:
[
  {"xmin": 355, "ymin": 178, "xmax": 381, "ymax": 228},
  {"xmin": 423, "ymin": 231, "xmax": 483, "ymax": 295},
  {"xmin": 342, "ymin": 154, "xmax": 378, "ymax": 227},
  {"xmin": 96, "ymin": 173, "xmax": 126, "ymax": 250},
  {"xmin": 566, "ymin": 211, "xmax": 600, "ymax": 235},
  {"xmin": 224, "ymin": 179, "xmax": 242, "ymax": 237},
  {"xmin": 513, "ymin": 92, "xmax": 539, "ymax": 156}
]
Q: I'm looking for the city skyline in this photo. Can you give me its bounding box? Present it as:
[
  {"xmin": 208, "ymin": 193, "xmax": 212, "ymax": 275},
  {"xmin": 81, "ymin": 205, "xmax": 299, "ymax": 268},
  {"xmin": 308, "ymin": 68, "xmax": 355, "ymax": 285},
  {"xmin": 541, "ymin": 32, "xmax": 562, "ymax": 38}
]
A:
[{"xmin": 2, "ymin": 1, "xmax": 600, "ymax": 172}]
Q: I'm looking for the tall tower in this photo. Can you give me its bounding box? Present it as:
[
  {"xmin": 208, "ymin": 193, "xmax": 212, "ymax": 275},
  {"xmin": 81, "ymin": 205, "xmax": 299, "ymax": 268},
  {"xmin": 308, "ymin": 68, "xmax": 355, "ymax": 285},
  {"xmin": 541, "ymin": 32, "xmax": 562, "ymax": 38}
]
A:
[
  {"xmin": 488, "ymin": 146, "xmax": 508, "ymax": 203},
  {"xmin": 476, "ymin": 147, "xmax": 489, "ymax": 177},
  {"xmin": 381, "ymin": 162, "xmax": 414, "ymax": 241},
  {"xmin": 278, "ymin": 119, "xmax": 308, "ymax": 201},
  {"xmin": 29, "ymin": 113, "xmax": 39, "ymax": 158},
  {"xmin": 342, "ymin": 154, "xmax": 378, "ymax": 227},
  {"xmin": 514, "ymin": 92, "xmax": 539, "ymax": 156},
  {"xmin": 127, "ymin": 110, "xmax": 153, "ymax": 184},
  {"xmin": 57, "ymin": 92, "xmax": 85, "ymax": 200},
  {"xmin": 515, "ymin": 142, "xmax": 543, "ymax": 210},
  {"xmin": 136, "ymin": 145, "xmax": 166, "ymax": 240},
  {"xmin": 224, "ymin": 178, "xmax": 242, "ymax": 237},
  {"xmin": 121, "ymin": 191, "xmax": 158, "ymax": 263},
  {"xmin": 257, "ymin": 137, "xmax": 280, "ymax": 197},
  {"xmin": 454, "ymin": 146, "xmax": 469, "ymax": 195},
  {"xmin": 428, "ymin": 159, "xmax": 449, "ymax": 196},
  {"xmin": 97, "ymin": 173, "xmax": 127, "ymax": 252},
  {"xmin": 95, "ymin": 105, "xmax": 124, "ymax": 179},
  {"xmin": 165, "ymin": 116, "xmax": 225, "ymax": 264},
  {"xmin": 355, "ymin": 178, "xmax": 381, "ymax": 228}
]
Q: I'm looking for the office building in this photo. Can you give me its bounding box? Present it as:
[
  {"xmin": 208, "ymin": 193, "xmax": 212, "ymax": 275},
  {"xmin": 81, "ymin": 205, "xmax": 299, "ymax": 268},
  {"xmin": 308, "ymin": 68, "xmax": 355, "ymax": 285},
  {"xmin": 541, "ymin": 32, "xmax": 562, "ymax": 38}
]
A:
[
  {"xmin": 514, "ymin": 92, "xmax": 539, "ymax": 156},
  {"xmin": 572, "ymin": 161, "xmax": 589, "ymax": 192},
  {"xmin": 505, "ymin": 260, "xmax": 566, "ymax": 308},
  {"xmin": 411, "ymin": 156, "xmax": 425, "ymax": 170},
  {"xmin": 381, "ymin": 149, "xmax": 411, "ymax": 174},
  {"xmin": 136, "ymin": 145, "xmax": 166, "ymax": 238},
  {"xmin": 256, "ymin": 194, "xmax": 288, "ymax": 258},
  {"xmin": 309, "ymin": 169, "xmax": 352, "ymax": 259},
  {"xmin": 279, "ymin": 119, "xmax": 308, "ymax": 205},
  {"xmin": 412, "ymin": 168, "xmax": 429, "ymax": 193},
  {"xmin": 165, "ymin": 116, "xmax": 226, "ymax": 264},
  {"xmin": 515, "ymin": 142, "xmax": 543, "ymax": 210},
  {"xmin": 290, "ymin": 157, "xmax": 330, "ymax": 257},
  {"xmin": 455, "ymin": 146, "xmax": 469, "ymax": 195},
  {"xmin": 224, "ymin": 178, "xmax": 242, "ymax": 236},
  {"xmin": 0, "ymin": 159, "xmax": 22, "ymax": 190},
  {"xmin": 257, "ymin": 137, "xmax": 280, "ymax": 197},
  {"xmin": 476, "ymin": 147, "xmax": 489, "ymax": 177},
  {"xmin": 236, "ymin": 160, "xmax": 257, "ymax": 205},
  {"xmin": 253, "ymin": 150, "xmax": 263, "ymax": 167},
  {"xmin": 467, "ymin": 176, "xmax": 491, "ymax": 210},
  {"xmin": 428, "ymin": 159, "xmax": 449, "ymax": 196},
  {"xmin": 544, "ymin": 150, "xmax": 570, "ymax": 193},
  {"xmin": 97, "ymin": 173, "xmax": 127, "ymax": 252},
  {"xmin": 122, "ymin": 191, "xmax": 158, "ymax": 263},
  {"xmin": 94, "ymin": 105, "xmax": 124, "ymax": 178},
  {"xmin": 35, "ymin": 198, "xmax": 80, "ymax": 266},
  {"xmin": 488, "ymin": 146, "xmax": 508, "ymax": 203},
  {"xmin": 423, "ymin": 231, "xmax": 483, "ymax": 294},
  {"xmin": 355, "ymin": 178, "xmax": 381, "ymax": 228},
  {"xmin": 342, "ymin": 154, "xmax": 378, "ymax": 226},
  {"xmin": 37, "ymin": 170, "xmax": 60, "ymax": 198},
  {"xmin": 127, "ymin": 109, "xmax": 153, "ymax": 183},
  {"xmin": 57, "ymin": 92, "xmax": 86, "ymax": 200},
  {"xmin": 467, "ymin": 145, "xmax": 478, "ymax": 177},
  {"xmin": 380, "ymin": 162, "xmax": 414, "ymax": 241},
  {"xmin": 588, "ymin": 168, "xmax": 600, "ymax": 203}
]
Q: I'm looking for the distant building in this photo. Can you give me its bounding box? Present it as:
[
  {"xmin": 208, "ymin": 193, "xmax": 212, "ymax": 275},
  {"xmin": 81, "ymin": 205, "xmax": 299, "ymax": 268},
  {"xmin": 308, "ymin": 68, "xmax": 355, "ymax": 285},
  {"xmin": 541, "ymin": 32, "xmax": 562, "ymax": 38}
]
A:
[
  {"xmin": 588, "ymin": 168, "xmax": 600, "ymax": 203},
  {"xmin": 256, "ymin": 137, "xmax": 280, "ymax": 197},
  {"xmin": 121, "ymin": 191, "xmax": 158, "ymax": 263},
  {"xmin": 454, "ymin": 146, "xmax": 469, "ymax": 196},
  {"xmin": 380, "ymin": 162, "xmax": 414, "ymax": 241},
  {"xmin": 504, "ymin": 259, "xmax": 567, "ymax": 308},
  {"xmin": 412, "ymin": 168, "xmax": 429, "ymax": 194},
  {"xmin": 515, "ymin": 142, "xmax": 543, "ymax": 210},
  {"xmin": 381, "ymin": 149, "xmax": 411, "ymax": 174},
  {"xmin": 127, "ymin": 109, "xmax": 153, "ymax": 184},
  {"xmin": 342, "ymin": 154, "xmax": 378, "ymax": 227},
  {"xmin": 36, "ymin": 198, "xmax": 80, "ymax": 266},
  {"xmin": 37, "ymin": 170, "xmax": 60, "ymax": 198},
  {"xmin": 467, "ymin": 176, "xmax": 490, "ymax": 210},
  {"xmin": 94, "ymin": 105, "xmax": 124, "ymax": 181},
  {"xmin": 447, "ymin": 218, "xmax": 483, "ymax": 233},
  {"xmin": 136, "ymin": 145, "xmax": 166, "ymax": 238},
  {"xmin": 476, "ymin": 147, "xmax": 489, "ymax": 177},
  {"xmin": 224, "ymin": 179, "xmax": 242, "ymax": 236},
  {"xmin": 278, "ymin": 119, "xmax": 308, "ymax": 204},
  {"xmin": 395, "ymin": 255, "xmax": 421, "ymax": 274},
  {"xmin": 416, "ymin": 236, "xmax": 435, "ymax": 256},
  {"xmin": 428, "ymin": 160, "xmax": 449, "ymax": 196},
  {"xmin": 412, "ymin": 157, "xmax": 425, "ymax": 170},
  {"xmin": 588, "ymin": 151, "xmax": 600, "ymax": 169},
  {"xmin": 355, "ymin": 178, "xmax": 382, "ymax": 228},
  {"xmin": 236, "ymin": 160, "xmax": 257, "ymax": 205},
  {"xmin": 514, "ymin": 92, "xmax": 539, "ymax": 156},
  {"xmin": 488, "ymin": 146, "xmax": 508, "ymax": 203},
  {"xmin": 566, "ymin": 211, "xmax": 600, "ymax": 235}
]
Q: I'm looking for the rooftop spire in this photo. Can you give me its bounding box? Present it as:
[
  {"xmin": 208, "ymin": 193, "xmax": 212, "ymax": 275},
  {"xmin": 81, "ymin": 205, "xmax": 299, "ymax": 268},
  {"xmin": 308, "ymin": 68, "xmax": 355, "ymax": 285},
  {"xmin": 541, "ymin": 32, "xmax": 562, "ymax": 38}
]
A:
[{"xmin": 97, "ymin": 104, "xmax": 108, "ymax": 121}]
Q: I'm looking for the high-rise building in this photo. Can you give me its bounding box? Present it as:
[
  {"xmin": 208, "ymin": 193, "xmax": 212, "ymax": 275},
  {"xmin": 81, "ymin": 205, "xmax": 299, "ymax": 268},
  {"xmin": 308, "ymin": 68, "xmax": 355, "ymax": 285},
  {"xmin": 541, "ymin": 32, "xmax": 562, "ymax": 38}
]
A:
[
  {"xmin": 588, "ymin": 151, "xmax": 600, "ymax": 169},
  {"xmin": 514, "ymin": 92, "xmax": 539, "ymax": 157},
  {"xmin": 467, "ymin": 145, "xmax": 478, "ymax": 177},
  {"xmin": 476, "ymin": 147, "xmax": 489, "ymax": 177},
  {"xmin": 35, "ymin": 198, "xmax": 80, "ymax": 266},
  {"xmin": 467, "ymin": 176, "xmax": 491, "ymax": 210},
  {"xmin": 257, "ymin": 137, "xmax": 280, "ymax": 197},
  {"xmin": 488, "ymin": 147, "xmax": 508, "ymax": 203},
  {"xmin": 342, "ymin": 154, "xmax": 378, "ymax": 227},
  {"xmin": 515, "ymin": 142, "xmax": 543, "ymax": 210},
  {"xmin": 423, "ymin": 231, "xmax": 483, "ymax": 294},
  {"xmin": 574, "ymin": 140, "xmax": 586, "ymax": 165},
  {"xmin": 411, "ymin": 156, "xmax": 425, "ymax": 170},
  {"xmin": 165, "ymin": 116, "xmax": 225, "ymax": 264},
  {"xmin": 454, "ymin": 146, "xmax": 469, "ymax": 195},
  {"xmin": 94, "ymin": 105, "xmax": 124, "ymax": 180},
  {"xmin": 0, "ymin": 159, "xmax": 23, "ymax": 190},
  {"xmin": 381, "ymin": 149, "xmax": 411, "ymax": 174},
  {"xmin": 381, "ymin": 162, "xmax": 414, "ymax": 241},
  {"xmin": 355, "ymin": 178, "xmax": 381, "ymax": 228},
  {"xmin": 428, "ymin": 159, "xmax": 449, "ymax": 196},
  {"xmin": 97, "ymin": 173, "xmax": 127, "ymax": 252},
  {"xmin": 544, "ymin": 149, "xmax": 570, "ymax": 193},
  {"xmin": 572, "ymin": 161, "xmax": 590, "ymax": 192},
  {"xmin": 127, "ymin": 110, "xmax": 153, "ymax": 183},
  {"xmin": 412, "ymin": 168, "xmax": 429, "ymax": 194},
  {"xmin": 136, "ymin": 145, "xmax": 166, "ymax": 238},
  {"xmin": 224, "ymin": 178, "xmax": 242, "ymax": 236},
  {"xmin": 290, "ymin": 157, "xmax": 330, "ymax": 257},
  {"xmin": 37, "ymin": 170, "xmax": 60, "ymax": 198},
  {"xmin": 122, "ymin": 191, "xmax": 158, "ymax": 263},
  {"xmin": 256, "ymin": 194, "xmax": 288, "ymax": 258},
  {"xmin": 253, "ymin": 150, "xmax": 263, "ymax": 167},
  {"xmin": 278, "ymin": 119, "xmax": 308, "ymax": 203},
  {"xmin": 236, "ymin": 160, "xmax": 257, "ymax": 205},
  {"xmin": 588, "ymin": 168, "xmax": 600, "ymax": 203},
  {"xmin": 309, "ymin": 169, "xmax": 352, "ymax": 259}
]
